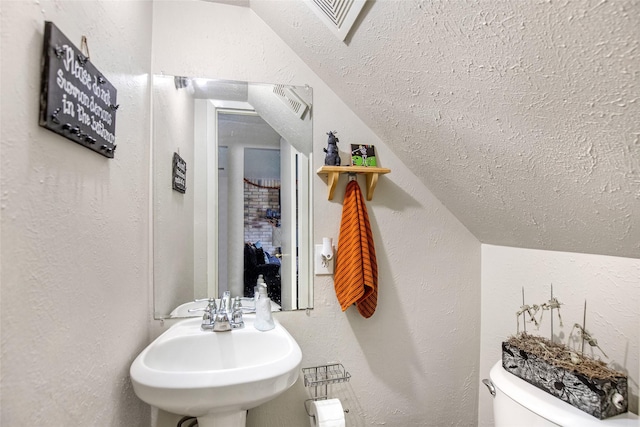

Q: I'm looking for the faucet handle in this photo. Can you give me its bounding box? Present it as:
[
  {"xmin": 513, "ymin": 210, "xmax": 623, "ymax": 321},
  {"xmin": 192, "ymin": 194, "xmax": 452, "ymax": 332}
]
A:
[
  {"xmin": 189, "ymin": 298, "xmax": 217, "ymax": 330},
  {"xmin": 204, "ymin": 299, "xmax": 218, "ymax": 330},
  {"xmin": 231, "ymin": 296, "xmax": 244, "ymax": 328}
]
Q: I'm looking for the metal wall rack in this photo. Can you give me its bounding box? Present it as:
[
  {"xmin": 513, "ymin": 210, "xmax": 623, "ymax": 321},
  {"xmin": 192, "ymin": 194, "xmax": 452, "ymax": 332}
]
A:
[{"xmin": 302, "ymin": 363, "xmax": 351, "ymax": 417}]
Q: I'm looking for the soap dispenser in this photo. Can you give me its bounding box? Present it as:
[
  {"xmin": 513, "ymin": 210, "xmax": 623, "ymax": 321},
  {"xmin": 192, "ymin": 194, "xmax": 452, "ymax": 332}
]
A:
[{"xmin": 254, "ymin": 281, "xmax": 275, "ymax": 331}]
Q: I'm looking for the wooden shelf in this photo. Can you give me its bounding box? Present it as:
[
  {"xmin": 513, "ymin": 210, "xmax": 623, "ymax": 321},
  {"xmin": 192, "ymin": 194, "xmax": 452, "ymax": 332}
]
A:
[{"xmin": 317, "ymin": 166, "xmax": 391, "ymax": 201}]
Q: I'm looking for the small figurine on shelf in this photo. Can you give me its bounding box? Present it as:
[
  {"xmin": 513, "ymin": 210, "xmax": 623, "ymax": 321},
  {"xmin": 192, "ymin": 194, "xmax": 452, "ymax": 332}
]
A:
[{"xmin": 324, "ymin": 131, "xmax": 341, "ymax": 166}]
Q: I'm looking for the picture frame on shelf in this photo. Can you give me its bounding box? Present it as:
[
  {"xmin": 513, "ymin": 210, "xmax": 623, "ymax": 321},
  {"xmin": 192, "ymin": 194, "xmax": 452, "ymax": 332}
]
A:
[{"xmin": 350, "ymin": 144, "xmax": 377, "ymax": 167}]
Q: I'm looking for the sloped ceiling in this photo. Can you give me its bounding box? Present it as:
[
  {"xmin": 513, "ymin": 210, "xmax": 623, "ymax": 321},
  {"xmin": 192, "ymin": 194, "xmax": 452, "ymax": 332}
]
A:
[{"xmin": 248, "ymin": 0, "xmax": 639, "ymax": 259}]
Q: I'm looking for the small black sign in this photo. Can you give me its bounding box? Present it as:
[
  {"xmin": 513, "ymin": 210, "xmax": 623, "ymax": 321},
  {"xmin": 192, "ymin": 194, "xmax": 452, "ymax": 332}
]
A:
[
  {"xmin": 39, "ymin": 21, "xmax": 118, "ymax": 158},
  {"xmin": 172, "ymin": 152, "xmax": 187, "ymax": 193}
]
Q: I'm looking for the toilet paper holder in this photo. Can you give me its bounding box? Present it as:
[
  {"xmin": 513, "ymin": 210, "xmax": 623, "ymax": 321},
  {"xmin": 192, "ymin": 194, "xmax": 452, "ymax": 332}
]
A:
[
  {"xmin": 305, "ymin": 398, "xmax": 350, "ymax": 420},
  {"xmin": 302, "ymin": 363, "xmax": 351, "ymax": 417}
]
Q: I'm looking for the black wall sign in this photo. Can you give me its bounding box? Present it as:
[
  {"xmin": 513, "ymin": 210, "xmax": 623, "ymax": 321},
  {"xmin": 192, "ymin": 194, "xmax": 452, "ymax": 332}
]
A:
[
  {"xmin": 172, "ymin": 152, "xmax": 187, "ymax": 194},
  {"xmin": 39, "ymin": 21, "xmax": 118, "ymax": 159}
]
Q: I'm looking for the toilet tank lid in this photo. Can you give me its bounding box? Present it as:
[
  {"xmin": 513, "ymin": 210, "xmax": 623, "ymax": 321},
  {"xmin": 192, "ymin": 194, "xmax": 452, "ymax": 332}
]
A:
[{"xmin": 489, "ymin": 361, "xmax": 638, "ymax": 427}]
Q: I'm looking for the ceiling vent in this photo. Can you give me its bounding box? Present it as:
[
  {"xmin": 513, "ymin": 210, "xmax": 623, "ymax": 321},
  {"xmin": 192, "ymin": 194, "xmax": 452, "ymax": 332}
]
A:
[
  {"xmin": 273, "ymin": 85, "xmax": 310, "ymax": 120},
  {"xmin": 305, "ymin": 0, "xmax": 367, "ymax": 41}
]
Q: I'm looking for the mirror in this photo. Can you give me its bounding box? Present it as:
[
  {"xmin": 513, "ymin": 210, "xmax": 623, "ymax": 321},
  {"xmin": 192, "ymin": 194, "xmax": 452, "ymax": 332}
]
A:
[{"xmin": 152, "ymin": 75, "xmax": 313, "ymax": 318}]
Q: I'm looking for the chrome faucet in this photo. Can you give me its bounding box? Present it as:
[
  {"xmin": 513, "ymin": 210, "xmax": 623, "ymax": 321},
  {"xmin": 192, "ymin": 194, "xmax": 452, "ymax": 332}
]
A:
[
  {"xmin": 212, "ymin": 292, "xmax": 231, "ymax": 332},
  {"xmin": 191, "ymin": 294, "xmax": 244, "ymax": 332}
]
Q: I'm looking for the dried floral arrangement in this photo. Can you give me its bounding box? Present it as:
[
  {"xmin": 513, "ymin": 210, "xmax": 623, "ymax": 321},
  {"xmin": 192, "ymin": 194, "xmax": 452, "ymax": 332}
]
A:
[{"xmin": 504, "ymin": 333, "xmax": 622, "ymax": 381}]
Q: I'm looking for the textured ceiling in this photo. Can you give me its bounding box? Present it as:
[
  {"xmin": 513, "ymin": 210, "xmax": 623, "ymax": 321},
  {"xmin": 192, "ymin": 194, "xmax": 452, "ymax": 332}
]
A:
[{"xmin": 248, "ymin": 0, "xmax": 639, "ymax": 259}]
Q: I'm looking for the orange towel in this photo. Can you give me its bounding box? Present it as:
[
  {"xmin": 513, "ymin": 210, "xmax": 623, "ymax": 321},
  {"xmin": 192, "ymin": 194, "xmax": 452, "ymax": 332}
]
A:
[{"xmin": 334, "ymin": 180, "xmax": 378, "ymax": 318}]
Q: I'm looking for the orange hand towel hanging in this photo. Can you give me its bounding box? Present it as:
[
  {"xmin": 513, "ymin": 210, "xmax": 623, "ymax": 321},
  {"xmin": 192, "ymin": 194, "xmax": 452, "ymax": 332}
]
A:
[{"xmin": 334, "ymin": 180, "xmax": 378, "ymax": 318}]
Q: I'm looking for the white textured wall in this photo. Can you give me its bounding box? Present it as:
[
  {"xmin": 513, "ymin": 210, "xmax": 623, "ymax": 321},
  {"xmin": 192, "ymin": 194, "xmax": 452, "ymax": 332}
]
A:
[
  {"xmin": 151, "ymin": 2, "xmax": 481, "ymax": 426},
  {"xmin": 478, "ymin": 245, "xmax": 640, "ymax": 426},
  {"xmin": 0, "ymin": 1, "xmax": 152, "ymax": 425}
]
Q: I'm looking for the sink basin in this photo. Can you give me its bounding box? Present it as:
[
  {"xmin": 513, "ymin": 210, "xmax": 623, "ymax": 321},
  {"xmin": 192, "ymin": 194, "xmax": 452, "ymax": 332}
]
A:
[{"xmin": 130, "ymin": 314, "xmax": 302, "ymax": 427}]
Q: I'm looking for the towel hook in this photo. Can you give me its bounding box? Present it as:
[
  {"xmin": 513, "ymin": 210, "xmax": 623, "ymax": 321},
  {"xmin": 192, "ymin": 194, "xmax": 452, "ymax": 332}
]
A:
[{"xmin": 348, "ymin": 172, "xmax": 357, "ymax": 182}]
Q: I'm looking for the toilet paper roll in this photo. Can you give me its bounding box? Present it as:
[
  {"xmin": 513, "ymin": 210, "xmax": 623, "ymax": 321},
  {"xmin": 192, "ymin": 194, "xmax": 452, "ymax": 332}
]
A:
[
  {"xmin": 309, "ymin": 398, "xmax": 345, "ymax": 427},
  {"xmin": 322, "ymin": 237, "xmax": 333, "ymax": 261}
]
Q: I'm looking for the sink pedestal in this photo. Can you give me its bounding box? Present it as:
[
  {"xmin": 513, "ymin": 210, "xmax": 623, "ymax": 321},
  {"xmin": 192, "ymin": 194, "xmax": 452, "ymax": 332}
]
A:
[{"xmin": 198, "ymin": 411, "xmax": 246, "ymax": 427}]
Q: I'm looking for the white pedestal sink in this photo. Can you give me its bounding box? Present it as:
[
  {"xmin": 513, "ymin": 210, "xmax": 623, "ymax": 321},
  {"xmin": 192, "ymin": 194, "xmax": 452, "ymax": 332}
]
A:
[{"xmin": 130, "ymin": 314, "xmax": 302, "ymax": 427}]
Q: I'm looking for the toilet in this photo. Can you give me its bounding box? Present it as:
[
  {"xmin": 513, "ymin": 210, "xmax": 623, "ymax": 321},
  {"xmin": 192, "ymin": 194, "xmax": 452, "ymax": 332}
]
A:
[{"xmin": 486, "ymin": 361, "xmax": 639, "ymax": 427}]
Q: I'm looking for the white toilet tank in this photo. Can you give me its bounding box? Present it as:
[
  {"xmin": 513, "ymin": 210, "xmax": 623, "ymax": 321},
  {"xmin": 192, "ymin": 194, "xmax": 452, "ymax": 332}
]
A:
[{"xmin": 487, "ymin": 361, "xmax": 639, "ymax": 427}]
